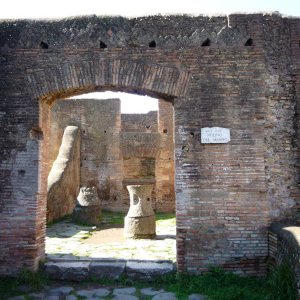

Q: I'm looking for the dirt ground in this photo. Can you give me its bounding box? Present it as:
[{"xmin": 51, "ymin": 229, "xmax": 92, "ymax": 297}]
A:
[{"xmin": 83, "ymin": 225, "xmax": 125, "ymax": 244}]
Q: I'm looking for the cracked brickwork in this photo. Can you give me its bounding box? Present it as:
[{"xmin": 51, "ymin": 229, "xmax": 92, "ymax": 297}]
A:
[{"xmin": 1, "ymin": 13, "xmax": 300, "ymax": 276}]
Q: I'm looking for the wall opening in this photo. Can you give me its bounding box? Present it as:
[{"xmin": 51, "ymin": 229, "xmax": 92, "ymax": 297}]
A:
[{"xmin": 44, "ymin": 90, "xmax": 176, "ymax": 265}]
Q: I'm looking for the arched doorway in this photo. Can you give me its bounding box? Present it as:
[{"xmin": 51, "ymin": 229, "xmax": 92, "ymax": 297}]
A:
[{"xmin": 29, "ymin": 59, "xmax": 190, "ymax": 272}]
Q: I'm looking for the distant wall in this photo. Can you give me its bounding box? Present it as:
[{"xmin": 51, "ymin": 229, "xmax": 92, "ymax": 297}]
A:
[
  {"xmin": 49, "ymin": 99, "xmax": 123, "ymax": 212},
  {"xmin": 49, "ymin": 102, "xmax": 175, "ymax": 214},
  {"xmin": 47, "ymin": 126, "xmax": 80, "ymax": 223},
  {"xmin": 121, "ymin": 111, "xmax": 158, "ymax": 132}
]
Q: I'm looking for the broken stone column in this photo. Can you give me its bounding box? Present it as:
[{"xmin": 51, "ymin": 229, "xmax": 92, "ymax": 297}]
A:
[
  {"xmin": 72, "ymin": 186, "xmax": 101, "ymax": 225},
  {"xmin": 124, "ymin": 184, "xmax": 156, "ymax": 239}
]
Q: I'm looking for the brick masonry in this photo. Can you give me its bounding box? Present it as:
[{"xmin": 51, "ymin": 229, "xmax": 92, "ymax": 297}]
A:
[{"xmin": 0, "ymin": 13, "xmax": 300, "ymax": 276}]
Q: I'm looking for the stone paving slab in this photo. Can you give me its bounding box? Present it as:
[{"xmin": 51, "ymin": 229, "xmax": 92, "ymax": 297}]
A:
[
  {"xmin": 45, "ymin": 261, "xmax": 90, "ymax": 281},
  {"xmin": 45, "ymin": 217, "xmax": 176, "ymax": 282},
  {"xmin": 46, "ymin": 218, "xmax": 176, "ymax": 262},
  {"xmin": 44, "ymin": 259, "xmax": 175, "ymax": 281},
  {"xmin": 89, "ymin": 261, "xmax": 126, "ymax": 280},
  {"xmin": 7, "ymin": 285, "xmax": 208, "ymax": 300},
  {"xmin": 126, "ymin": 261, "xmax": 175, "ymax": 281}
]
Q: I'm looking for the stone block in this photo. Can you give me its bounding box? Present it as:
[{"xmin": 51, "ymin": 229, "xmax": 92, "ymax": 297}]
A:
[
  {"xmin": 72, "ymin": 205, "xmax": 101, "ymax": 226},
  {"xmin": 89, "ymin": 261, "xmax": 126, "ymax": 279},
  {"xmin": 125, "ymin": 261, "xmax": 174, "ymax": 281},
  {"xmin": 44, "ymin": 261, "xmax": 90, "ymax": 281}
]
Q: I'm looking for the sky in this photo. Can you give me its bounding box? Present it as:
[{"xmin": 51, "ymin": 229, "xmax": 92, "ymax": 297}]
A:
[
  {"xmin": 2, "ymin": 0, "xmax": 299, "ymax": 113},
  {"xmin": 1, "ymin": 0, "xmax": 300, "ymax": 19}
]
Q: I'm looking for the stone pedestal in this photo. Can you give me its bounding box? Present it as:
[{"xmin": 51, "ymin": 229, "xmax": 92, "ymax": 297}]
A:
[
  {"xmin": 72, "ymin": 186, "xmax": 101, "ymax": 225},
  {"xmin": 124, "ymin": 184, "xmax": 156, "ymax": 239}
]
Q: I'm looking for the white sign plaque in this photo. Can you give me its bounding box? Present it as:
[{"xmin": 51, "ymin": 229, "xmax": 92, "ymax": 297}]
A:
[{"xmin": 201, "ymin": 127, "xmax": 231, "ymax": 144}]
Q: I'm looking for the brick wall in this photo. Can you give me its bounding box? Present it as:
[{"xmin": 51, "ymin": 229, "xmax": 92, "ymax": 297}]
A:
[
  {"xmin": 121, "ymin": 111, "xmax": 158, "ymax": 133},
  {"xmin": 0, "ymin": 13, "xmax": 299, "ymax": 276},
  {"xmin": 50, "ymin": 98, "xmax": 123, "ymax": 212}
]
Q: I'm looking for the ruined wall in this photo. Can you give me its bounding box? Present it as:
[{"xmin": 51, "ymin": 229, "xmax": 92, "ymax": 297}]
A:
[
  {"xmin": 1, "ymin": 13, "xmax": 300, "ymax": 276},
  {"xmin": 121, "ymin": 108, "xmax": 175, "ymax": 212},
  {"xmin": 121, "ymin": 111, "xmax": 158, "ymax": 133},
  {"xmin": 50, "ymin": 98, "xmax": 123, "ymax": 212},
  {"xmin": 121, "ymin": 111, "xmax": 157, "ymax": 211},
  {"xmin": 47, "ymin": 126, "xmax": 80, "ymax": 222},
  {"xmin": 156, "ymin": 100, "xmax": 175, "ymax": 212}
]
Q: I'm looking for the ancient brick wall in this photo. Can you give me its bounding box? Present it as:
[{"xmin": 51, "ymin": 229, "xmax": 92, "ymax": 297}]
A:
[
  {"xmin": 49, "ymin": 98, "xmax": 123, "ymax": 212},
  {"xmin": 0, "ymin": 13, "xmax": 299, "ymax": 276},
  {"xmin": 121, "ymin": 111, "xmax": 158, "ymax": 133},
  {"xmin": 156, "ymin": 100, "xmax": 175, "ymax": 212}
]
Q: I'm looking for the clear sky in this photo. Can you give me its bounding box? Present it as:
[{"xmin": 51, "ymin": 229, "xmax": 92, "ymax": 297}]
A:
[
  {"xmin": 1, "ymin": 0, "xmax": 300, "ymax": 19},
  {"xmin": 2, "ymin": 0, "xmax": 299, "ymax": 113}
]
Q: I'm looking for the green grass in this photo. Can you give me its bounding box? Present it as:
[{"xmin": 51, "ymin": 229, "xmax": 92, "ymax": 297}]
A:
[
  {"xmin": 0, "ymin": 268, "xmax": 48, "ymax": 299},
  {"xmin": 1, "ymin": 264, "xmax": 298, "ymax": 300},
  {"xmin": 156, "ymin": 212, "xmax": 176, "ymax": 226},
  {"xmin": 266, "ymin": 261, "xmax": 298, "ymax": 300},
  {"xmin": 101, "ymin": 210, "xmax": 126, "ymax": 225},
  {"xmin": 152, "ymin": 268, "xmax": 270, "ymax": 300},
  {"xmin": 100, "ymin": 210, "xmax": 176, "ymax": 227}
]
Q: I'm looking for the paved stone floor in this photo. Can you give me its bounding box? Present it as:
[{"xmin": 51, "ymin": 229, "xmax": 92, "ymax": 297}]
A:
[
  {"xmin": 7, "ymin": 215, "xmax": 207, "ymax": 299},
  {"xmin": 46, "ymin": 215, "xmax": 176, "ymax": 262},
  {"xmin": 7, "ymin": 285, "xmax": 207, "ymax": 299}
]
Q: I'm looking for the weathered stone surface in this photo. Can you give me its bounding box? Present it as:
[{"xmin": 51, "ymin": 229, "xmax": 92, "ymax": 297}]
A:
[
  {"xmin": 44, "ymin": 296, "xmax": 60, "ymax": 300},
  {"xmin": 112, "ymin": 296, "xmax": 138, "ymax": 300},
  {"xmin": 27, "ymin": 293, "xmax": 46, "ymax": 300},
  {"xmin": 126, "ymin": 261, "xmax": 174, "ymax": 280},
  {"xmin": 47, "ymin": 126, "xmax": 80, "ymax": 223},
  {"xmin": 124, "ymin": 215, "xmax": 156, "ymax": 239},
  {"xmin": 76, "ymin": 186, "xmax": 100, "ymax": 207},
  {"xmin": 125, "ymin": 185, "xmax": 156, "ymax": 239},
  {"xmin": 89, "ymin": 261, "xmax": 126, "ymax": 279},
  {"xmin": 6, "ymin": 296, "xmax": 26, "ymax": 300},
  {"xmin": 72, "ymin": 205, "xmax": 101, "ymax": 226},
  {"xmin": 140, "ymin": 287, "xmax": 165, "ymax": 296},
  {"xmin": 152, "ymin": 292, "xmax": 178, "ymax": 300},
  {"xmin": 113, "ymin": 287, "xmax": 136, "ymax": 295},
  {"xmin": 44, "ymin": 261, "xmax": 90, "ymax": 281},
  {"xmin": 65, "ymin": 295, "xmax": 78, "ymax": 300},
  {"xmin": 92, "ymin": 288, "xmax": 111, "ymax": 297},
  {"xmin": 188, "ymin": 294, "xmax": 208, "ymax": 300},
  {"xmin": 76, "ymin": 289, "xmax": 95, "ymax": 298},
  {"xmin": 47, "ymin": 286, "xmax": 74, "ymax": 296}
]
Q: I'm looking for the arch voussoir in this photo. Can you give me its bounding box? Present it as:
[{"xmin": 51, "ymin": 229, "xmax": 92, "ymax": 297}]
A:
[{"xmin": 26, "ymin": 59, "xmax": 190, "ymax": 102}]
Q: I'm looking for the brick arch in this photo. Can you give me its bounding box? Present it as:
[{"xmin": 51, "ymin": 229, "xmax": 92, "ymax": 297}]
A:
[
  {"xmin": 28, "ymin": 58, "xmax": 190, "ymax": 272},
  {"xmin": 26, "ymin": 59, "xmax": 191, "ymax": 104}
]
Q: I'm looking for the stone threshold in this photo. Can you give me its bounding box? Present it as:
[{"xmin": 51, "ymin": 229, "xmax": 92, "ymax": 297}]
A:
[{"xmin": 44, "ymin": 257, "xmax": 175, "ymax": 281}]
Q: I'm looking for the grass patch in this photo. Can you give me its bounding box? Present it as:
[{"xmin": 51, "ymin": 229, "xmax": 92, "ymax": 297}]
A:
[
  {"xmin": 267, "ymin": 260, "xmax": 298, "ymax": 300},
  {"xmin": 87, "ymin": 268, "xmax": 271, "ymax": 300},
  {"xmin": 0, "ymin": 268, "xmax": 48, "ymax": 298},
  {"xmin": 153, "ymin": 268, "xmax": 270, "ymax": 300},
  {"xmin": 101, "ymin": 210, "xmax": 126, "ymax": 225},
  {"xmin": 156, "ymin": 213, "xmax": 176, "ymax": 226}
]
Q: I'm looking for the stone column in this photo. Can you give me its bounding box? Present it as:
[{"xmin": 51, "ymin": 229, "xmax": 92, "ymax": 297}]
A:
[
  {"xmin": 72, "ymin": 186, "xmax": 101, "ymax": 225},
  {"xmin": 124, "ymin": 184, "xmax": 156, "ymax": 239}
]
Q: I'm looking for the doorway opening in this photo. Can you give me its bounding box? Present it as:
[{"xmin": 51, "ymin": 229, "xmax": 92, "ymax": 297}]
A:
[{"xmin": 44, "ymin": 91, "xmax": 176, "ymax": 264}]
